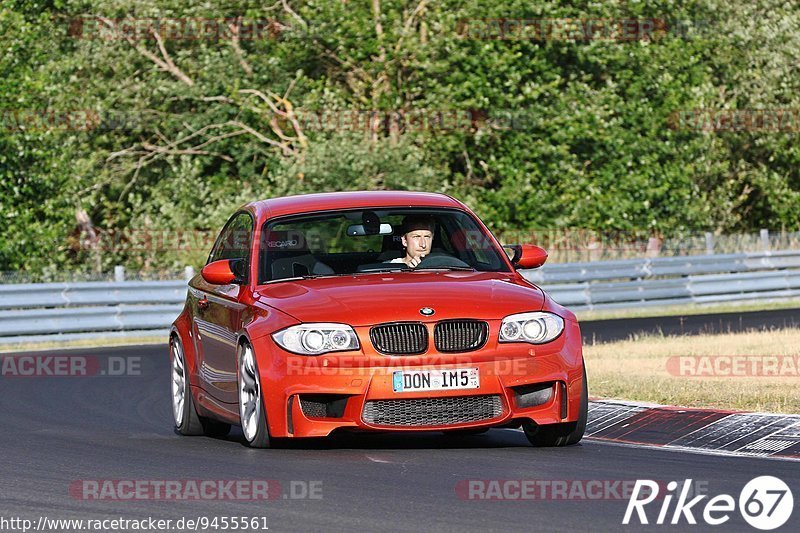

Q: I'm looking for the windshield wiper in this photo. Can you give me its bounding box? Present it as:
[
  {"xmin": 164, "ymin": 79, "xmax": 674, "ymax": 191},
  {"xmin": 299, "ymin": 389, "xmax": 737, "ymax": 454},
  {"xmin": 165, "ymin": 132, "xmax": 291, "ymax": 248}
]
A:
[
  {"xmin": 413, "ymin": 266, "xmax": 476, "ymax": 271},
  {"xmin": 265, "ymin": 273, "xmax": 345, "ymax": 284},
  {"xmin": 354, "ymin": 267, "xmax": 408, "ymax": 274}
]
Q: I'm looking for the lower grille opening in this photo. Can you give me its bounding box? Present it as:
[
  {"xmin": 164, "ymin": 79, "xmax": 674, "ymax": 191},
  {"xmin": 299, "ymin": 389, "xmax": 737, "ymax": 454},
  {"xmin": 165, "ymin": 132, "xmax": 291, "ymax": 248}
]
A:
[
  {"xmin": 362, "ymin": 395, "xmax": 504, "ymax": 427},
  {"xmin": 298, "ymin": 394, "xmax": 350, "ymax": 419},
  {"xmin": 512, "ymin": 382, "xmax": 555, "ymax": 409}
]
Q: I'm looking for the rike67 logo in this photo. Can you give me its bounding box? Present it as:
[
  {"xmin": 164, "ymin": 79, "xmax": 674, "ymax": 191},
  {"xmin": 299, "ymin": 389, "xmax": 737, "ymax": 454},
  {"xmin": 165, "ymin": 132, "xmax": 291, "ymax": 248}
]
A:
[{"xmin": 624, "ymin": 476, "xmax": 794, "ymax": 530}]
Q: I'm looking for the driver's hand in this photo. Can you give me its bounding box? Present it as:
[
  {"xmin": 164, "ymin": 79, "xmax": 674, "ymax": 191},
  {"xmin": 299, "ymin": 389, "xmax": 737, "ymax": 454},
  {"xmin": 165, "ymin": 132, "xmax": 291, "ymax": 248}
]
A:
[{"xmin": 408, "ymin": 253, "xmax": 426, "ymax": 268}]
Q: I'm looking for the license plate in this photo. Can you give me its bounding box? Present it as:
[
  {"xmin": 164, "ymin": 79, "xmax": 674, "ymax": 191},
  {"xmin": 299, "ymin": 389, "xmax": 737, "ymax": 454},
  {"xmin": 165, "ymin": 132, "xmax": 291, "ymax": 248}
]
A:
[{"xmin": 392, "ymin": 368, "xmax": 480, "ymax": 393}]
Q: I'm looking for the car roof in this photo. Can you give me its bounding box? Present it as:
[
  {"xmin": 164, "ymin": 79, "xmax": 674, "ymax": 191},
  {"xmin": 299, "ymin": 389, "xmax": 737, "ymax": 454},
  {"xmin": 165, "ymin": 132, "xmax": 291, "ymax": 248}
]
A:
[{"xmin": 244, "ymin": 191, "xmax": 467, "ymax": 221}]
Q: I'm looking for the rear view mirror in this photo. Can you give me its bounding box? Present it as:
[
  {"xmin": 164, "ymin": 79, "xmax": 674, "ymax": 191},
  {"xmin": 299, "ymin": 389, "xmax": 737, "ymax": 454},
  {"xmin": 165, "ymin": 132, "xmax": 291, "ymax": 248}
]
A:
[
  {"xmin": 347, "ymin": 223, "xmax": 394, "ymax": 236},
  {"xmin": 201, "ymin": 259, "xmax": 246, "ymax": 284},
  {"xmin": 506, "ymin": 244, "xmax": 548, "ymax": 269}
]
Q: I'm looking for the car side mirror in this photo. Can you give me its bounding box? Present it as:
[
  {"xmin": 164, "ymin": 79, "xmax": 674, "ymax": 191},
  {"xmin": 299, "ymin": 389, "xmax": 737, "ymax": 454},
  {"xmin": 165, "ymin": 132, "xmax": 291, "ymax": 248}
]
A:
[
  {"xmin": 201, "ymin": 259, "xmax": 246, "ymax": 285},
  {"xmin": 506, "ymin": 244, "xmax": 548, "ymax": 269}
]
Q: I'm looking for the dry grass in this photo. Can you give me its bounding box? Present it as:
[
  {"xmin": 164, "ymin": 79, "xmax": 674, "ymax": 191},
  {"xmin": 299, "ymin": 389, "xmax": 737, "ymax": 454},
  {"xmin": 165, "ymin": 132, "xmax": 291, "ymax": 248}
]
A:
[
  {"xmin": 584, "ymin": 328, "xmax": 800, "ymax": 414},
  {"xmin": 0, "ymin": 336, "xmax": 165, "ymax": 354},
  {"xmin": 575, "ymin": 297, "xmax": 800, "ymax": 321}
]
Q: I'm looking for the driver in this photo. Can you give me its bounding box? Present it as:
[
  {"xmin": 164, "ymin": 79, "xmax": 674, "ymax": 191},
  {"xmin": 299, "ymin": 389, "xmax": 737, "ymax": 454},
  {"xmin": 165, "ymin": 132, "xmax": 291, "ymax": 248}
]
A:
[{"xmin": 388, "ymin": 215, "xmax": 435, "ymax": 268}]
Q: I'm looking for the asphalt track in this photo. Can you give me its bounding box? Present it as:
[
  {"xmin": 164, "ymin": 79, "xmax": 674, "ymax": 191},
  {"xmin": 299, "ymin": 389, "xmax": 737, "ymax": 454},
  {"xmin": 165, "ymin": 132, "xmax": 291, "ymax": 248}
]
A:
[
  {"xmin": 1, "ymin": 344, "xmax": 798, "ymax": 532},
  {"xmin": 580, "ymin": 307, "xmax": 800, "ymax": 343}
]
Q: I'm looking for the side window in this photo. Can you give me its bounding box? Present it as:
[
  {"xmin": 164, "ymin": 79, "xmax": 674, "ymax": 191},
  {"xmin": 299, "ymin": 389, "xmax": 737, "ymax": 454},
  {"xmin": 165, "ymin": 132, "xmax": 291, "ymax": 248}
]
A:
[{"xmin": 207, "ymin": 212, "xmax": 254, "ymax": 267}]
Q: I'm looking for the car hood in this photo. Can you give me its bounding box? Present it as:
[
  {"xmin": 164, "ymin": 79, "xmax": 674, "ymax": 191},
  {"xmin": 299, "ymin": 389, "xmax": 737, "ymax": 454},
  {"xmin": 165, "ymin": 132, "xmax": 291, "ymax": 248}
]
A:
[{"xmin": 255, "ymin": 271, "xmax": 544, "ymax": 326}]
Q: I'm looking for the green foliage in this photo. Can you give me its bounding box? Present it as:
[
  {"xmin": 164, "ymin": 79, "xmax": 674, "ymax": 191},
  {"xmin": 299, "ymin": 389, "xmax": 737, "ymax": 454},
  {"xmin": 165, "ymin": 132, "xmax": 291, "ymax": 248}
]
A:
[{"xmin": 1, "ymin": 0, "xmax": 799, "ymax": 275}]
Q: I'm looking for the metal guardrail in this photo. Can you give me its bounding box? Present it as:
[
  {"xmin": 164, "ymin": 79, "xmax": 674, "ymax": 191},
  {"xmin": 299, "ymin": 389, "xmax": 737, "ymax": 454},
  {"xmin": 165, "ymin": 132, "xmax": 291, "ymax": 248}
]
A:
[
  {"xmin": 0, "ymin": 280, "xmax": 187, "ymax": 343},
  {"xmin": 0, "ymin": 280, "xmax": 189, "ymax": 310},
  {"xmin": 1, "ymin": 250, "xmax": 799, "ymax": 344},
  {"xmin": 522, "ymin": 250, "xmax": 800, "ymax": 309},
  {"xmin": 0, "ymin": 304, "xmax": 183, "ymax": 336}
]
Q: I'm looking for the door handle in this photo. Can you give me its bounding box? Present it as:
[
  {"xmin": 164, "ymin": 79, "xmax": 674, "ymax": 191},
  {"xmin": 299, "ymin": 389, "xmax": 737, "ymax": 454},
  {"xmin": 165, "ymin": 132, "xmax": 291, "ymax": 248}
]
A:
[{"xmin": 198, "ymin": 296, "xmax": 209, "ymax": 310}]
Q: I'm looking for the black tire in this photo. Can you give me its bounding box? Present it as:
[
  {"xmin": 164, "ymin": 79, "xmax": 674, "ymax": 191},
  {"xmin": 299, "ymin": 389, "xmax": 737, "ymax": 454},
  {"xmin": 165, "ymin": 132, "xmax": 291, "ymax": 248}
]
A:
[
  {"xmin": 171, "ymin": 335, "xmax": 232, "ymax": 438},
  {"xmin": 170, "ymin": 335, "xmax": 205, "ymax": 436},
  {"xmin": 237, "ymin": 342, "xmax": 273, "ymax": 448},
  {"xmin": 523, "ymin": 365, "xmax": 588, "ymax": 447}
]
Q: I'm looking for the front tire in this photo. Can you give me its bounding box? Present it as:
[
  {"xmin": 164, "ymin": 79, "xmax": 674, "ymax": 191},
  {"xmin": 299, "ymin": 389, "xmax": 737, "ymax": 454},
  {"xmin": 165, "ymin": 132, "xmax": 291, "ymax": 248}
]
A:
[
  {"xmin": 171, "ymin": 335, "xmax": 231, "ymax": 437},
  {"xmin": 523, "ymin": 366, "xmax": 588, "ymax": 447},
  {"xmin": 237, "ymin": 342, "xmax": 272, "ymax": 448}
]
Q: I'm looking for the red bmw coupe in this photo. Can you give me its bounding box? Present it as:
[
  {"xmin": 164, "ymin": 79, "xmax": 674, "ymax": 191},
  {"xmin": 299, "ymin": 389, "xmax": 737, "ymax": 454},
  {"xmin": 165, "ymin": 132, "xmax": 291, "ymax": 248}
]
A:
[{"xmin": 170, "ymin": 191, "xmax": 587, "ymax": 448}]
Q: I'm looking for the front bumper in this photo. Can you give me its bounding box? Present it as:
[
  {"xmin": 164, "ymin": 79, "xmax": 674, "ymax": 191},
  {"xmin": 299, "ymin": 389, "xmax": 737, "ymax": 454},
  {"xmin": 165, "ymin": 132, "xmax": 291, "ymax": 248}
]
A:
[{"xmin": 256, "ymin": 320, "xmax": 584, "ymax": 438}]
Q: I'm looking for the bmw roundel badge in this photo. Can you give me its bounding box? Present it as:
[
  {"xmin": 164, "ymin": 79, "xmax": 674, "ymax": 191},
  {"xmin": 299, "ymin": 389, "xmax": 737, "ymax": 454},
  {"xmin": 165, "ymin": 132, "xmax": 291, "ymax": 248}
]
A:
[{"xmin": 420, "ymin": 307, "xmax": 435, "ymax": 316}]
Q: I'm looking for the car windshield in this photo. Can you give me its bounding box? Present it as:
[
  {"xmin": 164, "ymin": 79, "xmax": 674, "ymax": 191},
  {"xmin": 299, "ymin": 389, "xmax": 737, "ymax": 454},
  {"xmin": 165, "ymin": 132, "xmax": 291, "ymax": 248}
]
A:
[{"xmin": 258, "ymin": 208, "xmax": 510, "ymax": 283}]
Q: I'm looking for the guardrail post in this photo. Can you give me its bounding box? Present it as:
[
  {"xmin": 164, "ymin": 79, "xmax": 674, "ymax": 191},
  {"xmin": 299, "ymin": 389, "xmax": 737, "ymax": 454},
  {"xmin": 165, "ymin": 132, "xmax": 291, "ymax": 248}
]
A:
[
  {"xmin": 760, "ymin": 229, "xmax": 770, "ymax": 251},
  {"xmin": 704, "ymin": 232, "xmax": 714, "ymax": 254},
  {"xmin": 114, "ymin": 265, "xmax": 125, "ymax": 282},
  {"xmin": 184, "ymin": 266, "xmax": 195, "ymax": 281}
]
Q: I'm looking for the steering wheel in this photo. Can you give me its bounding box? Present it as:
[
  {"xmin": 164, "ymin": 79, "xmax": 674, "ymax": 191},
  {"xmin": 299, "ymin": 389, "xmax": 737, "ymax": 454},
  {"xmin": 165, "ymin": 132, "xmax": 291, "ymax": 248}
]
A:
[{"xmin": 415, "ymin": 253, "xmax": 471, "ymax": 269}]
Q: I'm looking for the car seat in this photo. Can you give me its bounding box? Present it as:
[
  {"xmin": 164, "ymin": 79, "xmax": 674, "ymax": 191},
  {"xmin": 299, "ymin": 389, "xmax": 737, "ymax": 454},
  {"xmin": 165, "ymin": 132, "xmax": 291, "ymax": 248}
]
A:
[{"xmin": 264, "ymin": 230, "xmax": 334, "ymax": 280}]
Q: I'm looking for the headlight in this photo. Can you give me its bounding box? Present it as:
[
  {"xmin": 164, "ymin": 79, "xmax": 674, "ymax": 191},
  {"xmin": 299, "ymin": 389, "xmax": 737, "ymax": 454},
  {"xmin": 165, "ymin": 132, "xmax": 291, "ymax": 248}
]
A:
[
  {"xmin": 499, "ymin": 312, "xmax": 564, "ymax": 344},
  {"xmin": 272, "ymin": 323, "xmax": 360, "ymax": 355}
]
